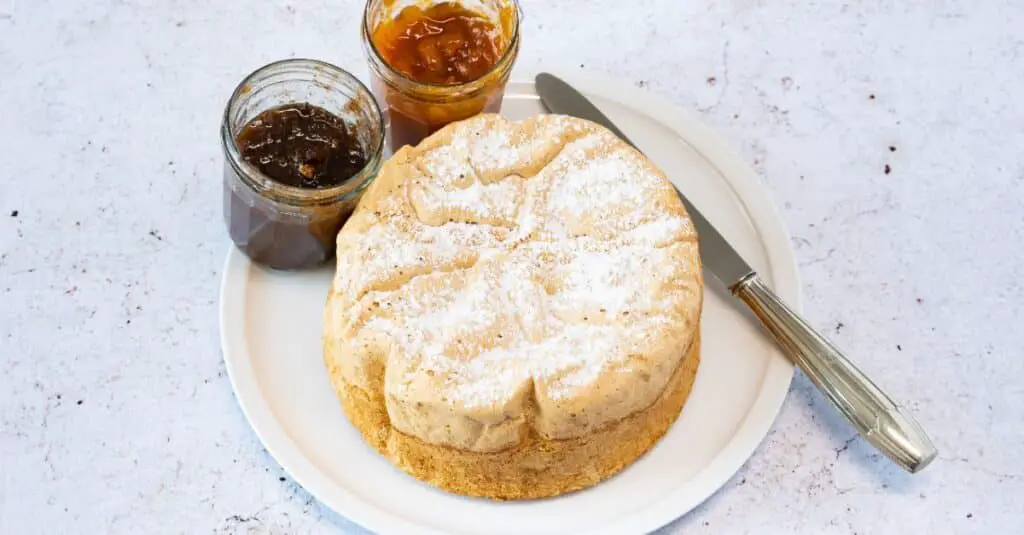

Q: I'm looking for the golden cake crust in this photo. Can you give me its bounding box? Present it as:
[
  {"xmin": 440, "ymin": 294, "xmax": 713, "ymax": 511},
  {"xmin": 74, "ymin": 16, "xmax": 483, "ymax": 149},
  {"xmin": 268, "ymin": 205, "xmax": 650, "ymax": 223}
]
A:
[{"xmin": 323, "ymin": 113, "xmax": 703, "ymax": 498}]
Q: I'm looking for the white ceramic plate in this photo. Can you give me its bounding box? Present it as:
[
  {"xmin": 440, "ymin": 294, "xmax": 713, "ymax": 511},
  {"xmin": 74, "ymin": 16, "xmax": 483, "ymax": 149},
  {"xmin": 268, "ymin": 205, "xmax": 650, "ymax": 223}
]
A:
[{"xmin": 219, "ymin": 70, "xmax": 801, "ymax": 535}]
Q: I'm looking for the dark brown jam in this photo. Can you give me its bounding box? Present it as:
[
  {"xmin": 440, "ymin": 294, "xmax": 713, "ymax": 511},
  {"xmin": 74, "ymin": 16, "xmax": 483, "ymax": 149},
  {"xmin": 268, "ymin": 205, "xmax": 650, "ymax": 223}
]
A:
[
  {"xmin": 236, "ymin": 103, "xmax": 367, "ymax": 188},
  {"xmin": 226, "ymin": 103, "xmax": 368, "ymax": 270}
]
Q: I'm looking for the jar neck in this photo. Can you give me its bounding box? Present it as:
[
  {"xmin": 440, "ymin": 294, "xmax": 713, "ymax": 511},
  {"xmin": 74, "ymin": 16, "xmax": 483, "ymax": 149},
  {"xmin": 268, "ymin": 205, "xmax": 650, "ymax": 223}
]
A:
[
  {"xmin": 220, "ymin": 59, "xmax": 384, "ymax": 207},
  {"xmin": 361, "ymin": 0, "xmax": 522, "ymax": 102},
  {"xmin": 221, "ymin": 125, "xmax": 380, "ymax": 208}
]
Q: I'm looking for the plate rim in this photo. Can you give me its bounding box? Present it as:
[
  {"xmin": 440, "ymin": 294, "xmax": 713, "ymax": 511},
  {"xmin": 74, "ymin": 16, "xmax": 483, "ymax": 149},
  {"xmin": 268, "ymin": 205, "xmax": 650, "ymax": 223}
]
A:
[{"xmin": 220, "ymin": 69, "xmax": 801, "ymax": 535}]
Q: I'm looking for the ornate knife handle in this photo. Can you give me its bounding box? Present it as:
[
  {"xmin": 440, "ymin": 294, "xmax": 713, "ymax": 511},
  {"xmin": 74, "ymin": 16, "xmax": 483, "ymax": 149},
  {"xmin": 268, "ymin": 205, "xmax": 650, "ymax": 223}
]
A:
[{"xmin": 733, "ymin": 274, "xmax": 938, "ymax": 473}]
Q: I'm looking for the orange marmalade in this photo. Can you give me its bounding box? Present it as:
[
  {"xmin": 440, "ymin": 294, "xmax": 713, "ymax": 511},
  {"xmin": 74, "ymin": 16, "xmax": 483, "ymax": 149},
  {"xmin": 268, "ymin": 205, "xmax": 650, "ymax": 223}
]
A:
[
  {"xmin": 364, "ymin": 0, "xmax": 520, "ymax": 150},
  {"xmin": 372, "ymin": 2, "xmax": 504, "ymax": 86}
]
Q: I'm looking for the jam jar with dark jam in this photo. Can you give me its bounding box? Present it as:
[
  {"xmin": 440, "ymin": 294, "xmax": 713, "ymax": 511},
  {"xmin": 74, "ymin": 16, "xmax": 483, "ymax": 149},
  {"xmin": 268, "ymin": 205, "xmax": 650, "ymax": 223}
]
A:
[{"xmin": 220, "ymin": 59, "xmax": 385, "ymax": 270}]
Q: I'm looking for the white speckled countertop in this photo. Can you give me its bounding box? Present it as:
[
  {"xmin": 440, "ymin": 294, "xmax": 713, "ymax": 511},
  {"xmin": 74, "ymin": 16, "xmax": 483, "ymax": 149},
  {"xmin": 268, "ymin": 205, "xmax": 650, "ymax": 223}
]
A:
[{"xmin": 2, "ymin": 0, "xmax": 1022, "ymax": 533}]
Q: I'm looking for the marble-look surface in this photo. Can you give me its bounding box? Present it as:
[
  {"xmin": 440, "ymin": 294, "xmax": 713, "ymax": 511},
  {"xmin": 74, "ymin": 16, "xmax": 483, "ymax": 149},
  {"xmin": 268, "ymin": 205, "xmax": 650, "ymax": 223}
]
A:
[{"xmin": 2, "ymin": 0, "xmax": 1022, "ymax": 533}]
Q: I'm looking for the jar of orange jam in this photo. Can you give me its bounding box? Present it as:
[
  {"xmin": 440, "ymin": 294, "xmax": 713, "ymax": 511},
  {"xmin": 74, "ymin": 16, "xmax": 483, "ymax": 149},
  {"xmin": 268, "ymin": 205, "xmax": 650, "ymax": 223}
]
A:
[{"xmin": 361, "ymin": 0, "xmax": 521, "ymax": 151}]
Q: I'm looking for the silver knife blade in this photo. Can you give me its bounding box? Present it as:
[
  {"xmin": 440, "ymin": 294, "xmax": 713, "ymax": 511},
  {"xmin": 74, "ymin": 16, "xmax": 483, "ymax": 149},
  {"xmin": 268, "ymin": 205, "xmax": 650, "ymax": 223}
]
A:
[
  {"xmin": 535, "ymin": 72, "xmax": 756, "ymax": 288},
  {"xmin": 535, "ymin": 73, "xmax": 939, "ymax": 474}
]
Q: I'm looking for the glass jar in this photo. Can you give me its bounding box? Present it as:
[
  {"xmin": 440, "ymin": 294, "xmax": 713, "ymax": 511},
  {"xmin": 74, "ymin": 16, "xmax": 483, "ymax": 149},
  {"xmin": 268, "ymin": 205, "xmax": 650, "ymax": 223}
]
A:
[
  {"xmin": 220, "ymin": 59, "xmax": 385, "ymax": 271},
  {"xmin": 361, "ymin": 0, "xmax": 522, "ymax": 152}
]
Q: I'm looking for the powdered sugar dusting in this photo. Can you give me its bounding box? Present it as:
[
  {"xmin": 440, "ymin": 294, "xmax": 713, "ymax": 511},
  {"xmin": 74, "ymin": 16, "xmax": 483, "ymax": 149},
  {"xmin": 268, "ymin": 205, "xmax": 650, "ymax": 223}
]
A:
[
  {"xmin": 331, "ymin": 115, "xmax": 701, "ymax": 410},
  {"xmin": 411, "ymin": 173, "xmax": 523, "ymax": 226},
  {"xmin": 468, "ymin": 127, "xmax": 523, "ymax": 172}
]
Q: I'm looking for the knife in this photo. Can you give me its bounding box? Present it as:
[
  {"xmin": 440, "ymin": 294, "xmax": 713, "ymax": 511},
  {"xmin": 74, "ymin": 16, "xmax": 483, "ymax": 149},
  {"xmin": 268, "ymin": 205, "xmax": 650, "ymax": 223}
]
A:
[{"xmin": 535, "ymin": 72, "xmax": 938, "ymax": 474}]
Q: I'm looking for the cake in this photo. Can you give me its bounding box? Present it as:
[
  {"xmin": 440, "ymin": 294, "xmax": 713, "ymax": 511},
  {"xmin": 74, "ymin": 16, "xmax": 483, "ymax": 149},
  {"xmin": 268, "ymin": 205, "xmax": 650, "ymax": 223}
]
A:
[{"xmin": 323, "ymin": 113, "xmax": 703, "ymax": 500}]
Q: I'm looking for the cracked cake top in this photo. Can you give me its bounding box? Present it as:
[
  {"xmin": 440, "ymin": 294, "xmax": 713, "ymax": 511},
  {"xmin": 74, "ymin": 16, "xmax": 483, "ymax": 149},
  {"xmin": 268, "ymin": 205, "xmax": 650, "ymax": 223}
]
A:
[{"xmin": 324, "ymin": 113, "xmax": 703, "ymax": 452}]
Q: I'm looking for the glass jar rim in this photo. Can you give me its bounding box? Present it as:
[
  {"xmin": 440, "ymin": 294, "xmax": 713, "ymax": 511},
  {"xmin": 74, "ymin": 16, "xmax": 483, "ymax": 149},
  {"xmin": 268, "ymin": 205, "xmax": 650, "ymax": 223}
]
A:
[
  {"xmin": 361, "ymin": 0, "xmax": 523, "ymax": 92},
  {"xmin": 220, "ymin": 58, "xmax": 385, "ymax": 206}
]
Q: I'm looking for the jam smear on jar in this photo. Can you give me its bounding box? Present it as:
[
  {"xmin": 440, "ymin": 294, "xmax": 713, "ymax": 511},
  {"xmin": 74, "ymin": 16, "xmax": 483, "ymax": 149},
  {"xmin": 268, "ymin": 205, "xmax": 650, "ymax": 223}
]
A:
[
  {"xmin": 236, "ymin": 103, "xmax": 367, "ymax": 188},
  {"xmin": 371, "ymin": 2, "xmax": 504, "ymax": 86},
  {"xmin": 226, "ymin": 103, "xmax": 369, "ymax": 270}
]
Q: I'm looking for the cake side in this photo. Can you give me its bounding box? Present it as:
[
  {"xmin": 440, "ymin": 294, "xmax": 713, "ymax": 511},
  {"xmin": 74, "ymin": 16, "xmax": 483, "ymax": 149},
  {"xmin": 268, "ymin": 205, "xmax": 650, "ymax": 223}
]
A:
[{"xmin": 325, "ymin": 325, "xmax": 700, "ymax": 500}]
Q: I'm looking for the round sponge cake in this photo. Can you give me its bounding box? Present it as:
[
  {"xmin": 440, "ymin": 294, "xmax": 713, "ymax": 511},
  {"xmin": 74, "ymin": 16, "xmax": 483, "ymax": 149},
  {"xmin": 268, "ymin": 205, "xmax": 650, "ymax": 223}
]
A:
[{"xmin": 323, "ymin": 113, "xmax": 703, "ymax": 499}]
